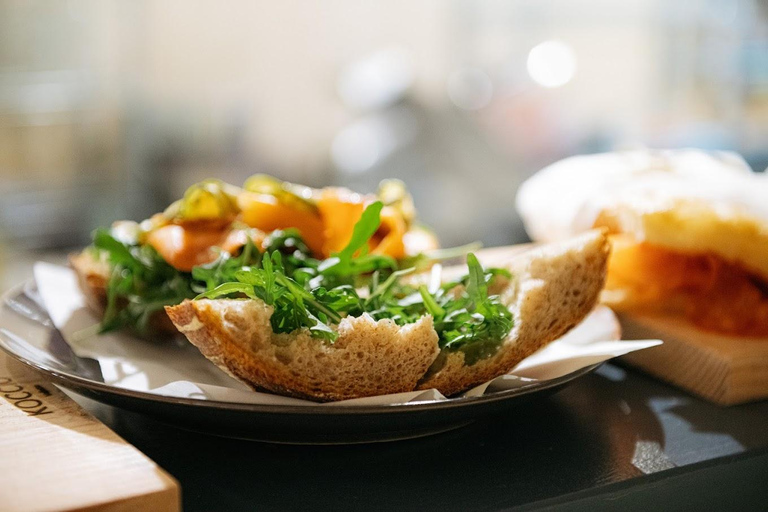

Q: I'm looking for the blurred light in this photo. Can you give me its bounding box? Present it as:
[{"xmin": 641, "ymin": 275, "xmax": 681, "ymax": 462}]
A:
[
  {"xmin": 332, "ymin": 122, "xmax": 383, "ymax": 173},
  {"xmin": 447, "ymin": 68, "xmax": 493, "ymax": 110},
  {"xmin": 332, "ymin": 107, "xmax": 418, "ymax": 174},
  {"xmin": 526, "ymin": 41, "xmax": 577, "ymax": 88},
  {"xmin": 337, "ymin": 48, "xmax": 414, "ymax": 111}
]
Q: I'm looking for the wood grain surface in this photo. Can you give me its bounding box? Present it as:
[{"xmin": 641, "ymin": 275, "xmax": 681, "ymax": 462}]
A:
[
  {"xmin": 0, "ymin": 352, "xmax": 179, "ymax": 512},
  {"xmin": 619, "ymin": 312, "xmax": 768, "ymax": 406}
]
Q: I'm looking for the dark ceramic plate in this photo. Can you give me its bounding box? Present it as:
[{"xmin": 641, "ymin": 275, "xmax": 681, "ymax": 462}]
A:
[{"xmin": 0, "ymin": 282, "xmax": 601, "ymax": 444}]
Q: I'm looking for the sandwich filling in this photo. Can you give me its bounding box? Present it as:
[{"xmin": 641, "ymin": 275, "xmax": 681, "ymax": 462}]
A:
[
  {"xmin": 515, "ymin": 149, "xmax": 768, "ymax": 340},
  {"xmin": 605, "ymin": 235, "xmax": 768, "ymax": 337},
  {"xmin": 91, "ymin": 180, "xmax": 514, "ymax": 363},
  {"xmin": 90, "ymin": 176, "xmax": 436, "ymax": 334},
  {"xmin": 120, "ymin": 176, "xmax": 433, "ymax": 272},
  {"xmin": 196, "ymin": 202, "xmax": 515, "ymax": 364}
]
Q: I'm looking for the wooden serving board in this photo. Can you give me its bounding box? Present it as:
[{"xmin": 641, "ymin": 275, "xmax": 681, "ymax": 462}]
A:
[
  {"xmin": 0, "ymin": 351, "xmax": 180, "ymax": 512},
  {"xmin": 618, "ymin": 312, "xmax": 768, "ymax": 406}
]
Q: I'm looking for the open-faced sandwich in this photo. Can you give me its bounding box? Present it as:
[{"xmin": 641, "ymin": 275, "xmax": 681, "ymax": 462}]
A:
[
  {"xmin": 73, "ymin": 175, "xmax": 609, "ymax": 401},
  {"xmin": 70, "ymin": 176, "xmax": 436, "ymax": 336},
  {"xmin": 516, "ymin": 149, "xmax": 768, "ymax": 339}
]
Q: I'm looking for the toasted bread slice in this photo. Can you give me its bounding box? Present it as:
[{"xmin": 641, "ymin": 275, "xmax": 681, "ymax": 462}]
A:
[
  {"xmin": 417, "ymin": 230, "xmax": 609, "ymax": 395},
  {"xmin": 166, "ymin": 230, "xmax": 608, "ymax": 401},
  {"xmin": 166, "ymin": 301, "xmax": 440, "ymax": 401},
  {"xmin": 69, "ymin": 250, "xmax": 179, "ymax": 335}
]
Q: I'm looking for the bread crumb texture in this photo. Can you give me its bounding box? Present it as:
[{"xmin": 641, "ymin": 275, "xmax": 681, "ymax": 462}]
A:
[{"xmin": 166, "ymin": 299, "xmax": 440, "ymax": 401}]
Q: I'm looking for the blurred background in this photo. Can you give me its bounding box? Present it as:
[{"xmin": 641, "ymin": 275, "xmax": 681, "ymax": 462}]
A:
[{"xmin": 1, "ymin": 0, "xmax": 768, "ymax": 254}]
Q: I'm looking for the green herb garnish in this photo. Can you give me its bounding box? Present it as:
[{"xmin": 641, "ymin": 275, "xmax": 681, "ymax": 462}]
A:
[
  {"xmin": 94, "ymin": 200, "xmax": 514, "ymax": 363},
  {"xmin": 94, "ymin": 229, "xmax": 198, "ymax": 335},
  {"xmin": 199, "ymin": 202, "xmax": 514, "ymax": 359},
  {"xmin": 318, "ymin": 201, "xmax": 397, "ymax": 279},
  {"xmin": 191, "ymin": 237, "xmax": 260, "ymax": 293},
  {"xmin": 94, "ymin": 228, "xmax": 262, "ymax": 336}
]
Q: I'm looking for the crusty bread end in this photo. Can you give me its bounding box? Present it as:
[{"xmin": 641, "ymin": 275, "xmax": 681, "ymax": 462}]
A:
[
  {"xmin": 69, "ymin": 250, "xmax": 179, "ymax": 336},
  {"xmin": 69, "ymin": 250, "xmax": 111, "ymax": 316},
  {"xmin": 417, "ymin": 229, "xmax": 610, "ymax": 395}
]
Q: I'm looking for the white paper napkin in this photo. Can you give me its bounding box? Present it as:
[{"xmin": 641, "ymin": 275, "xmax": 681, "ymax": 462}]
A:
[{"xmin": 34, "ymin": 262, "xmax": 661, "ymax": 406}]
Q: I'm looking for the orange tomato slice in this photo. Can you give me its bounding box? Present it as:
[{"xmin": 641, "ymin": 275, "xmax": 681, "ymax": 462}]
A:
[
  {"xmin": 237, "ymin": 192, "xmax": 325, "ymax": 255},
  {"xmin": 606, "ymin": 237, "xmax": 768, "ymax": 337},
  {"xmin": 316, "ymin": 188, "xmax": 414, "ymax": 259},
  {"xmin": 146, "ymin": 225, "xmax": 262, "ymax": 272},
  {"xmin": 316, "ymin": 188, "xmax": 367, "ymax": 257}
]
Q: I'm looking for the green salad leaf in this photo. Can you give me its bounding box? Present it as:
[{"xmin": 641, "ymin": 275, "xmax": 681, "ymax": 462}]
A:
[
  {"xmin": 318, "ymin": 201, "xmax": 397, "ymax": 280},
  {"xmin": 191, "ymin": 237, "xmax": 260, "ymax": 293},
  {"xmin": 198, "ymin": 202, "xmax": 515, "ymax": 359},
  {"xmin": 94, "ymin": 201, "xmax": 515, "ymax": 364},
  {"xmin": 94, "ymin": 228, "xmax": 197, "ymax": 335}
]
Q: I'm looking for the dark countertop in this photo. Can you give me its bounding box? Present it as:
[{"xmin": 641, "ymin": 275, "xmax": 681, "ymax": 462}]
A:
[{"xmin": 71, "ymin": 363, "xmax": 768, "ymax": 511}]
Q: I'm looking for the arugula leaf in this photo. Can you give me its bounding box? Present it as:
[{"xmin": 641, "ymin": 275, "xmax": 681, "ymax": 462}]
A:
[
  {"xmin": 307, "ymin": 312, "xmax": 337, "ymax": 340},
  {"xmin": 274, "ymin": 271, "xmax": 342, "ymax": 324},
  {"xmin": 465, "ymin": 253, "xmax": 487, "ymax": 305},
  {"xmin": 338, "ymin": 201, "xmax": 383, "ymax": 261},
  {"xmin": 94, "ymin": 230, "xmax": 198, "ymax": 335},
  {"xmin": 429, "ymin": 253, "xmax": 514, "ymax": 361},
  {"xmin": 261, "ymin": 252, "xmax": 277, "ymax": 304},
  {"xmin": 196, "ymin": 282, "xmax": 257, "ymax": 300},
  {"xmin": 95, "ymin": 195, "xmax": 514, "ymax": 366},
  {"xmin": 94, "ymin": 228, "xmax": 140, "ymax": 270},
  {"xmin": 320, "ymin": 201, "xmax": 397, "ymax": 280},
  {"xmin": 418, "ymin": 285, "xmax": 445, "ymax": 317},
  {"xmin": 262, "ymin": 228, "xmax": 317, "ymax": 277},
  {"xmin": 365, "ymin": 268, "xmax": 414, "ymax": 309},
  {"xmin": 191, "ymin": 238, "xmax": 260, "ymax": 292}
]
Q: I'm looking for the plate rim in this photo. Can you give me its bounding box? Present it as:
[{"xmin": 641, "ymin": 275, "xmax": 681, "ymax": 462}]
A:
[{"xmin": 0, "ymin": 280, "xmax": 602, "ymax": 416}]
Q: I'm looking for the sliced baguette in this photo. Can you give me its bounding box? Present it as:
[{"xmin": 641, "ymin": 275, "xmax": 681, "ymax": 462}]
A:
[
  {"xmin": 417, "ymin": 229, "xmax": 610, "ymax": 395},
  {"xmin": 165, "ymin": 301, "xmax": 440, "ymax": 401},
  {"xmin": 166, "ymin": 230, "xmax": 609, "ymax": 401}
]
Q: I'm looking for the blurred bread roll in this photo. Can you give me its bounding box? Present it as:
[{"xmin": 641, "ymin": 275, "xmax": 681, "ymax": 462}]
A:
[{"xmin": 516, "ymin": 149, "xmax": 768, "ymax": 338}]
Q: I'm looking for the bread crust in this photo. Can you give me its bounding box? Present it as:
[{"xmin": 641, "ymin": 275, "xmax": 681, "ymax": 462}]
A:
[
  {"xmin": 69, "ymin": 251, "xmax": 110, "ymax": 316},
  {"xmin": 417, "ymin": 230, "xmax": 609, "ymax": 395},
  {"xmin": 166, "ymin": 300, "xmax": 440, "ymax": 401},
  {"xmin": 166, "ymin": 230, "xmax": 609, "ymax": 401},
  {"xmin": 69, "ymin": 250, "xmax": 179, "ymax": 336},
  {"xmin": 516, "ymin": 150, "xmax": 768, "ymax": 280}
]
